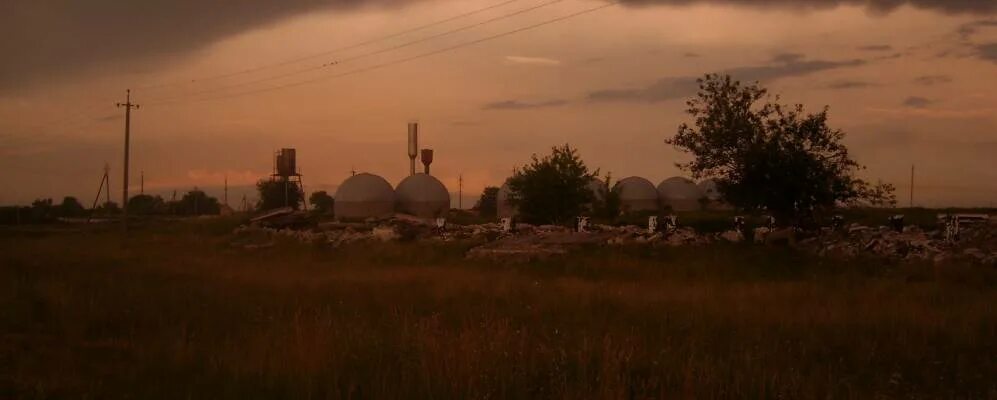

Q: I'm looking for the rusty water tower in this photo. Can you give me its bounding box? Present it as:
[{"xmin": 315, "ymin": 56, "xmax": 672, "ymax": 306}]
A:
[
  {"xmin": 271, "ymin": 148, "xmax": 305, "ymax": 210},
  {"xmin": 420, "ymin": 149, "xmax": 434, "ymax": 174}
]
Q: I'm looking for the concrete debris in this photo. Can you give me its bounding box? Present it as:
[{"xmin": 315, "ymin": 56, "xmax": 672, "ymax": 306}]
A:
[{"xmin": 230, "ymin": 215, "xmax": 996, "ymax": 265}]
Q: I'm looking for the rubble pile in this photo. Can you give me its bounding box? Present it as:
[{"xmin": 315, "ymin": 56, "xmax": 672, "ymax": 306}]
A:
[
  {"xmin": 231, "ymin": 212, "xmax": 996, "ymax": 265},
  {"xmin": 798, "ymin": 221, "xmax": 997, "ymax": 265}
]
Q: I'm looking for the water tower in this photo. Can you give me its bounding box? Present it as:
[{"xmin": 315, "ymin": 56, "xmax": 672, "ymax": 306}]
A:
[{"xmin": 272, "ymin": 148, "xmax": 305, "ymax": 209}]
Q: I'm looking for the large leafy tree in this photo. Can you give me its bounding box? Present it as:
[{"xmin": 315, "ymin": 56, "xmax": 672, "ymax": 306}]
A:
[
  {"xmin": 507, "ymin": 144, "xmax": 598, "ymax": 225},
  {"xmin": 667, "ymin": 74, "xmax": 895, "ymax": 223},
  {"xmin": 128, "ymin": 194, "xmax": 166, "ymax": 215},
  {"xmin": 474, "ymin": 186, "xmax": 500, "ymax": 217},
  {"xmin": 309, "ymin": 191, "xmax": 334, "ymax": 215},
  {"xmin": 57, "ymin": 196, "xmax": 86, "ymax": 217},
  {"xmin": 174, "ymin": 189, "xmax": 221, "ymax": 216},
  {"xmin": 256, "ymin": 178, "xmax": 304, "ymax": 211}
]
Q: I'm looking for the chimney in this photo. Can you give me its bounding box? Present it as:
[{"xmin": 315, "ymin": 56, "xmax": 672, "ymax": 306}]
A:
[
  {"xmin": 421, "ymin": 149, "xmax": 434, "ymax": 174},
  {"xmin": 407, "ymin": 123, "xmax": 418, "ymax": 176}
]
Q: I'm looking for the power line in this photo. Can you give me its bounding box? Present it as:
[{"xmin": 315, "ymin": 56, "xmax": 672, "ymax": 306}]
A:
[
  {"xmin": 151, "ymin": 0, "xmax": 566, "ymax": 103},
  {"xmin": 134, "ymin": 0, "xmax": 526, "ymax": 92},
  {"xmin": 150, "ymin": 1, "xmax": 617, "ymax": 106}
]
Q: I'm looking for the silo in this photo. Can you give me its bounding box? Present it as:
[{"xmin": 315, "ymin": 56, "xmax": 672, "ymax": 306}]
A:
[
  {"xmin": 698, "ymin": 179, "xmax": 721, "ymax": 201},
  {"xmin": 497, "ymin": 181, "xmax": 518, "ymax": 218},
  {"xmin": 657, "ymin": 177, "xmax": 704, "ymax": 212},
  {"xmin": 395, "ymin": 173, "xmax": 450, "ymax": 218},
  {"xmin": 613, "ymin": 176, "xmax": 659, "ymax": 213},
  {"xmin": 334, "ymin": 173, "xmax": 396, "ymax": 219}
]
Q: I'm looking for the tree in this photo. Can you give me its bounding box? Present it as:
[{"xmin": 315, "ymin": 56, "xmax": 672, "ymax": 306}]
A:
[
  {"xmin": 667, "ymin": 73, "xmax": 895, "ymax": 223},
  {"xmin": 591, "ymin": 174, "xmax": 621, "ymax": 220},
  {"xmin": 94, "ymin": 201, "xmax": 120, "ymax": 215},
  {"xmin": 128, "ymin": 194, "xmax": 166, "ymax": 215},
  {"xmin": 507, "ymin": 144, "xmax": 598, "ymax": 225},
  {"xmin": 57, "ymin": 196, "xmax": 86, "ymax": 218},
  {"xmin": 30, "ymin": 198, "xmax": 54, "ymax": 221},
  {"xmin": 474, "ymin": 186, "xmax": 500, "ymax": 217},
  {"xmin": 309, "ymin": 191, "xmax": 334, "ymax": 215},
  {"xmin": 175, "ymin": 189, "xmax": 221, "ymax": 216},
  {"xmin": 256, "ymin": 178, "xmax": 303, "ymax": 211}
]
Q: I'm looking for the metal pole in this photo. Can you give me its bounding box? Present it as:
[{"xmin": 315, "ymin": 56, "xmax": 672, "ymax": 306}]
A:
[
  {"xmin": 910, "ymin": 164, "xmax": 914, "ymax": 208},
  {"xmin": 116, "ymin": 89, "xmax": 139, "ymax": 235}
]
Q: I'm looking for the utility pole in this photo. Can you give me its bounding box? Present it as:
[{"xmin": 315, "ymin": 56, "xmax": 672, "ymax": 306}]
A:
[
  {"xmin": 910, "ymin": 164, "xmax": 915, "ymax": 208},
  {"xmin": 117, "ymin": 89, "xmax": 139, "ymax": 235},
  {"xmin": 140, "ymin": 171, "xmax": 144, "ymax": 195},
  {"xmin": 458, "ymin": 174, "xmax": 463, "ymax": 209},
  {"xmin": 224, "ymin": 175, "xmax": 229, "ymax": 207}
]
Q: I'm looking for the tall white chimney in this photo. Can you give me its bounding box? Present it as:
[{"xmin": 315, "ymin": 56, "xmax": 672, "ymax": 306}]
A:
[{"xmin": 407, "ymin": 122, "xmax": 419, "ymax": 176}]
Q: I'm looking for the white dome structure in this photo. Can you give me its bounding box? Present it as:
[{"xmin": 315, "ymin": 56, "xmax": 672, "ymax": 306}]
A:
[
  {"xmin": 657, "ymin": 177, "xmax": 704, "ymax": 212},
  {"xmin": 497, "ymin": 181, "xmax": 517, "ymax": 218},
  {"xmin": 334, "ymin": 173, "xmax": 396, "ymax": 219},
  {"xmin": 613, "ymin": 176, "xmax": 659, "ymax": 213},
  {"xmin": 698, "ymin": 179, "xmax": 722, "ymax": 201},
  {"xmin": 395, "ymin": 173, "xmax": 450, "ymax": 218}
]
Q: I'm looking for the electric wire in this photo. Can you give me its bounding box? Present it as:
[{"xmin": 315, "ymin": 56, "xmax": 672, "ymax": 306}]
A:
[
  {"xmin": 134, "ymin": 0, "xmax": 526, "ymax": 92},
  {"xmin": 151, "ymin": 0, "xmax": 567, "ymax": 103},
  {"xmin": 149, "ymin": 1, "xmax": 617, "ymax": 106}
]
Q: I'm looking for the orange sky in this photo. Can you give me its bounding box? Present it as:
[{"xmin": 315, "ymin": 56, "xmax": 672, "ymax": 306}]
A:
[{"xmin": 1, "ymin": 0, "xmax": 995, "ymax": 207}]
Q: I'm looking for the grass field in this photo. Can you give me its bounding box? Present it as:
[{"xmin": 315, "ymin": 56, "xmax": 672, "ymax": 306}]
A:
[{"xmin": 2, "ymin": 219, "xmax": 995, "ymax": 399}]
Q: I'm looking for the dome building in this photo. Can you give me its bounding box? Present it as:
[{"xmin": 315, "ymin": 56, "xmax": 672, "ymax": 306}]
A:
[
  {"xmin": 395, "ymin": 173, "xmax": 450, "ymax": 218},
  {"xmin": 698, "ymin": 179, "xmax": 721, "ymax": 201},
  {"xmin": 334, "ymin": 173, "xmax": 396, "ymax": 219},
  {"xmin": 613, "ymin": 176, "xmax": 660, "ymax": 213},
  {"xmin": 497, "ymin": 181, "xmax": 517, "ymax": 218},
  {"xmin": 657, "ymin": 177, "xmax": 704, "ymax": 212}
]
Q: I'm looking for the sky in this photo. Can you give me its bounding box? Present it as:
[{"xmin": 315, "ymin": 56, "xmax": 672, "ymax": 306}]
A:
[{"xmin": 1, "ymin": 0, "xmax": 995, "ymax": 207}]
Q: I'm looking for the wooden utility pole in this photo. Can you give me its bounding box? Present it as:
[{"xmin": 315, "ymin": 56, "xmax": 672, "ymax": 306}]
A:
[
  {"xmin": 910, "ymin": 164, "xmax": 915, "ymax": 208},
  {"xmin": 458, "ymin": 174, "xmax": 463, "ymax": 209},
  {"xmin": 117, "ymin": 90, "xmax": 139, "ymax": 234}
]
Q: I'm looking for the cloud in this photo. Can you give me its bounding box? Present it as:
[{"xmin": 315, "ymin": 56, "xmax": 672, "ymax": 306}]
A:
[
  {"xmin": 827, "ymin": 80, "xmax": 877, "ymax": 89},
  {"xmin": 957, "ymin": 19, "xmax": 997, "ymax": 40},
  {"xmin": 976, "ymin": 43, "xmax": 997, "ymax": 63},
  {"xmin": 616, "ymin": 0, "xmax": 997, "ymax": 15},
  {"xmin": 683, "ymin": 52, "xmax": 702, "ymax": 58},
  {"xmin": 0, "ymin": 0, "xmax": 419, "ymax": 92},
  {"xmin": 902, "ymin": 96, "xmax": 934, "ymax": 108},
  {"xmin": 771, "ymin": 53, "xmax": 805, "ymax": 64},
  {"xmin": 482, "ymin": 99, "xmax": 568, "ymax": 110},
  {"xmin": 504, "ymin": 56, "xmax": 562, "ymax": 66},
  {"xmin": 589, "ymin": 55, "xmax": 866, "ymax": 102},
  {"xmin": 912, "ymin": 75, "xmax": 953, "ymax": 85},
  {"xmin": 857, "ymin": 44, "xmax": 893, "ymax": 51}
]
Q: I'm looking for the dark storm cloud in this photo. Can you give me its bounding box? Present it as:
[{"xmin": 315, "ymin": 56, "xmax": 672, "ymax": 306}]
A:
[
  {"xmin": 903, "ymin": 96, "xmax": 934, "ymax": 108},
  {"xmin": 482, "ymin": 99, "xmax": 569, "ymax": 110},
  {"xmin": 589, "ymin": 56, "xmax": 866, "ymax": 102},
  {"xmin": 957, "ymin": 19, "xmax": 997, "ymax": 39},
  {"xmin": 617, "ymin": 0, "xmax": 997, "ymax": 15},
  {"xmin": 0, "ymin": 0, "xmax": 417, "ymax": 92},
  {"xmin": 857, "ymin": 45, "xmax": 893, "ymax": 51},
  {"xmin": 912, "ymin": 75, "xmax": 953, "ymax": 85},
  {"xmin": 827, "ymin": 80, "xmax": 877, "ymax": 89},
  {"xmin": 977, "ymin": 43, "xmax": 997, "ymax": 63}
]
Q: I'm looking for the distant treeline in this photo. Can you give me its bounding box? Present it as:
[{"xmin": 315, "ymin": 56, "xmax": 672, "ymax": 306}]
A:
[{"xmin": 0, "ymin": 189, "xmax": 223, "ymax": 225}]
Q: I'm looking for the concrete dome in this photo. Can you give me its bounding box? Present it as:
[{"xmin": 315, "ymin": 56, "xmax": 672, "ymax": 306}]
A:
[
  {"xmin": 497, "ymin": 181, "xmax": 517, "ymax": 218},
  {"xmin": 395, "ymin": 173, "xmax": 450, "ymax": 218},
  {"xmin": 657, "ymin": 177, "xmax": 704, "ymax": 212},
  {"xmin": 613, "ymin": 176, "xmax": 659, "ymax": 213},
  {"xmin": 698, "ymin": 179, "xmax": 722, "ymax": 201},
  {"xmin": 334, "ymin": 173, "xmax": 395, "ymax": 219}
]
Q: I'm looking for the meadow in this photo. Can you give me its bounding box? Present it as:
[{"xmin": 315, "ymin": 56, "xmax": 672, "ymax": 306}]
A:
[{"xmin": 2, "ymin": 219, "xmax": 995, "ymax": 399}]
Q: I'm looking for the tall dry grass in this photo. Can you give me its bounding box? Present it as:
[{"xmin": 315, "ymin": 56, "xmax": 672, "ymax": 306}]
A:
[{"xmin": 1, "ymin": 221, "xmax": 995, "ymax": 398}]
